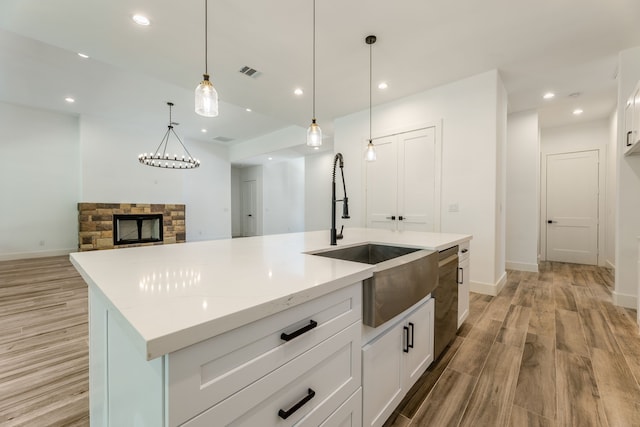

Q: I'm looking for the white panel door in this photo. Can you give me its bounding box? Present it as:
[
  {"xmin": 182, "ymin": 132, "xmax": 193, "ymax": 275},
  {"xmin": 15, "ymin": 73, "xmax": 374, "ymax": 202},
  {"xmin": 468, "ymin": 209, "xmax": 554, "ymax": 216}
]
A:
[
  {"xmin": 546, "ymin": 150, "xmax": 599, "ymax": 265},
  {"xmin": 242, "ymin": 180, "xmax": 257, "ymax": 237},
  {"xmin": 366, "ymin": 136, "xmax": 398, "ymax": 230},
  {"xmin": 398, "ymin": 128, "xmax": 437, "ymax": 232}
]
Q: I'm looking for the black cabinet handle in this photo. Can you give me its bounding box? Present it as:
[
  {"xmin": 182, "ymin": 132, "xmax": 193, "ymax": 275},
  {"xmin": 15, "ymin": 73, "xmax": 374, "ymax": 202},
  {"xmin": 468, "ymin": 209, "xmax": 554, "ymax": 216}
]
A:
[
  {"xmin": 280, "ymin": 320, "xmax": 318, "ymax": 342},
  {"xmin": 398, "ymin": 216, "xmax": 404, "ymax": 221},
  {"xmin": 627, "ymin": 131, "xmax": 633, "ymax": 147},
  {"xmin": 403, "ymin": 325, "xmax": 410, "ymax": 353},
  {"xmin": 460, "ymin": 248, "xmax": 468, "ymax": 254},
  {"xmin": 458, "ymin": 267, "xmax": 463, "ymax": 285},
  {"xmin": 408, "ymin": 322, "xmax": 415, "ymax": 349},
  {"xmin": 278, "ymin": 388, "xmax": 315, "ymax": 419}
]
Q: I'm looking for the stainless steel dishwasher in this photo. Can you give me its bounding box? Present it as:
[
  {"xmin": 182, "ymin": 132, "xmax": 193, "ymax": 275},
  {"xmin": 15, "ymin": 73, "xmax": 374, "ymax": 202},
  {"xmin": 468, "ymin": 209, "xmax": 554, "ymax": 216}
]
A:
[{"xmin": 434, "ymin": 245, "xmax": 459, "ymax": 360}]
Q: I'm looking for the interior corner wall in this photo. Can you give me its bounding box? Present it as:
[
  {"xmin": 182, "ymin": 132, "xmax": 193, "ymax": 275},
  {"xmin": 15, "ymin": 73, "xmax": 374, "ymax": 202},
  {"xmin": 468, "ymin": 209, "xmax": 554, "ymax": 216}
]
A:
[
  {"xmin": 615, "ymin": 46, "xmax": 640, "ymax": 308},
  {"xmin": 506, "ymin": 110, "xmax": 540, "ymax": 272},
  {"xmin": 0, "ymin": 101, "xmax": 80, "ymax": 260},
  {"xmin": 605, "ymin": 110, "xmax": 617, "ymax": 269},
  {"xmin": 304, "ymin": 151, "xmax": 333, "ymax": 232},
  {"xmin": 495, "ymin": 74, "xmax": 508, "ymax": 283},
  {"xmin": 333, "ymin": 70, "xmax": 502, "ymax": 292}
]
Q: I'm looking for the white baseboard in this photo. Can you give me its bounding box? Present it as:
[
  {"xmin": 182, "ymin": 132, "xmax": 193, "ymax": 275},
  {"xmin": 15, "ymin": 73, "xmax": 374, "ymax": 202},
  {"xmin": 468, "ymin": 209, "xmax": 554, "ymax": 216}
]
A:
[
  {"xmin": 470, "ymin": 271, "xmax": 507, "ymax": 296},
  {"xmin": 0, "ymin": 248, "xmax": 75, "ymax": 262},
  {"xmin": 613, "ymin": 291, "xmax": 637, "ymax": 309},
  {"xmin": 505, "ymin": 261, "xmax": 539, "ymax": 272},
  {"xmin": 605, "ymin": 260, "xmax": 615, "ymax": 270}
]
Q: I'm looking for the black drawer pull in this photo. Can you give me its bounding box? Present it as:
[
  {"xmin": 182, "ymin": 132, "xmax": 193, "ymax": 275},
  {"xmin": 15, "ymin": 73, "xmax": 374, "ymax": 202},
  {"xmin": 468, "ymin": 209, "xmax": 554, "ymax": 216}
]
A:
[
  {"xmin": 403, "ymin": 325, "xmax": 410, "ymax": 353},
  {"xmin": 280, "ymin": 320, "xmax": 318, "ymax": 342},
  {"xmin": 408, "ymin": 322, "xmax": 415, "ymax": 349},
  {"xmin": 278, "ymin": 388, "xmax": 316, "ymax": 419}
]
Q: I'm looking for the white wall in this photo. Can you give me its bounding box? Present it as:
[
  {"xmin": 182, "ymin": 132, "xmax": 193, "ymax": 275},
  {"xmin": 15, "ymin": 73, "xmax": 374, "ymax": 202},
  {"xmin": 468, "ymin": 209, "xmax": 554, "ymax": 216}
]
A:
[
  {"xmin": 606, "ymin": 111, "xmax": 618, "ymax": 268},
  {"xmin": 615, "ymin": 46, "xmax": 640, "ymax": 308},
  {"xmin": 333, "ymin": 70, "xmax": 506, "ymax": 293},
  {"xmin": 263, "ymin": 158, "xmax": 305, "ymax": 235},
  {"xmin": 229, "ymin": 126, "xmax": 306, "ymax": 162},
  {"xmin": 540, "ymin": 119, "xmax": 610, "ymax": 267},
  {"xmin": 305, "ymin": 151, "xmax": 333, "ymax": 232},
  {"xmin": 506, "ymin": 110, "xmax": 540, "ymax": 272},
  {"xmin": 495, "ymin": 77, "xmax": 508, "ymax": 283},
  {"xmin": 0, "ymin": 102, "xmax": 80, "ymax": 259}
]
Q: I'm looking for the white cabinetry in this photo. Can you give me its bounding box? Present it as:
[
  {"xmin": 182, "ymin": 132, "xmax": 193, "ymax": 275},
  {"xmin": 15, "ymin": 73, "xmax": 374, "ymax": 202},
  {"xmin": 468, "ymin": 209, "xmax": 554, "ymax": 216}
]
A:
[
  {"xmin": 624, "ymin": 82, "xmax": 640, "ymax": 156},
  {"xmin": 366, "ymin": 127, "xmax": 440, "ymax": 232},
  {"xmin": 457, "ymin": 241, "xmax": 470, "ymax": 328},
  {"xmin": 362, "ymin": 297, "xmax": 435, "ymax": 427},
  {"xmin": 90, "ymin": 283, "xmax": 362, "ymax": 427}
]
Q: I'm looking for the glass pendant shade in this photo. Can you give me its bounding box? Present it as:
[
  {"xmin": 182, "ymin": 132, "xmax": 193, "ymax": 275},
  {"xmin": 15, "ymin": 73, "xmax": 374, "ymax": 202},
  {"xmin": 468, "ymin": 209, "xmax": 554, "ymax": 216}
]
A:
[
  {"xmin": 307, "ymin": 119, "xmax": 322, "ymax": 147},
  {"xmin": 195, "ymin": 74, "xmax": 218, "ymax": 117},
  {"xmin": 365, "ymin": 140, "xmax": 377, "ymax": 162}
]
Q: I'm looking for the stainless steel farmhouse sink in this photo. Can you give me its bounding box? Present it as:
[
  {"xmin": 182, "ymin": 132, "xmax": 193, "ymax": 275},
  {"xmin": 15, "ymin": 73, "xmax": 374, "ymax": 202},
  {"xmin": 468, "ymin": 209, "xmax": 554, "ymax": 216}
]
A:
[{"xmin": 310, "ymin": 243, "xmax": 438, "ymax": 327}]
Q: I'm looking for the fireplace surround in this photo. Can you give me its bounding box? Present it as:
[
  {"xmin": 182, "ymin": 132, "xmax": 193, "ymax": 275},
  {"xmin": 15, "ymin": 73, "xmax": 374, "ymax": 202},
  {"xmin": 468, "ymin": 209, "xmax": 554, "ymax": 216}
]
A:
[{"xmin": 78, "ymin": 203, "xmax": 185, "ymax": 251}]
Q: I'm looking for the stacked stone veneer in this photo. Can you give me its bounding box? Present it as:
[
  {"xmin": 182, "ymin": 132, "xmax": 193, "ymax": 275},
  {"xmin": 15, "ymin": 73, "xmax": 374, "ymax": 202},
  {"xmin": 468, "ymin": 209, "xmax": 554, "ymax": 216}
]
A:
[{"xmin": 78, "ymin": 203, "xmax": 186, "ymax": 251}]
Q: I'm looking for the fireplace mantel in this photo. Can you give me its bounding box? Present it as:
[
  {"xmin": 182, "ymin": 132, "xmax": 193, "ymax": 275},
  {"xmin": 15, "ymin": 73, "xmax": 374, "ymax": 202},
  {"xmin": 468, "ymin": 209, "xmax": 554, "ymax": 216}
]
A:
[{"xmin": 78, "ymin": 203, "xmax": 185, "ymax": 251}]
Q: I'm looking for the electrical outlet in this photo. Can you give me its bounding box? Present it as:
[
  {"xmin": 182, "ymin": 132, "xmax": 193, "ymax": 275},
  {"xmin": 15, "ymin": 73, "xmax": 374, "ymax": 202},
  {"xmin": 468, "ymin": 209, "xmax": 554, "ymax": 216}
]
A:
[
  {"xmin": 448, "ymin": 203, "xmax": 459, "ymax": 213},
  {"xmin": 39, "ymin": 240, "xmax": 45, "ymax": 246}
]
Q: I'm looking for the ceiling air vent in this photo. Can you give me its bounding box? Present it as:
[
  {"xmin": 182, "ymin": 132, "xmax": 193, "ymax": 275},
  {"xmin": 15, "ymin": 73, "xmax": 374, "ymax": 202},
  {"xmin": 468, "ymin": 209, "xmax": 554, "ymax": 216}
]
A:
[
  {"xmin": 214, "ymin": 136, "xmax": 235, "ymax": 143},
  {"xmin": 239, "ymin": 66, "xmax": 260, "ymax": 78}
]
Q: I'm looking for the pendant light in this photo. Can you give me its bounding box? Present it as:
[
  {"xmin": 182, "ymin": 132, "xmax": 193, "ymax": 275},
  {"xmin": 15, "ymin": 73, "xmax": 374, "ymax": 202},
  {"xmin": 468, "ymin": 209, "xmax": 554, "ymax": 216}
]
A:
[
  {"xmin": 195, "ymin": 0, "xmax": 219, "ymax": 117},
  {"xmin": 365, "ymin": 35, "xmax": 377, "ymax": 162},
  {"xmin": 139, "ymin": 102, "xmax": 201, "ymax": 169},
  {"xmin": 306, "ymin": 0, "xmax": 322, "ymax": 147}
]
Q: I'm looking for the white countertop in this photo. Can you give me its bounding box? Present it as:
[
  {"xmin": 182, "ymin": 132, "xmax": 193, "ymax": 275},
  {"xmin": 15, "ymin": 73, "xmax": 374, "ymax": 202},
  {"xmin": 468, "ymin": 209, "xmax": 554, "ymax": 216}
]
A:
[{"xmin": 70, "ymin": 228, "xmax": 471, "ymax": 360}]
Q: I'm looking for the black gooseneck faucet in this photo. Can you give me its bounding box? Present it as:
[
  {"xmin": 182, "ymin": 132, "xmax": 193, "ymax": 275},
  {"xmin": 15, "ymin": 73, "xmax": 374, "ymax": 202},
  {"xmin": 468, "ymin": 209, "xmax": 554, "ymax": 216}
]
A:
[{"xmin": 331, "ymin": 153, "xmax": 349, "ymax": 245}]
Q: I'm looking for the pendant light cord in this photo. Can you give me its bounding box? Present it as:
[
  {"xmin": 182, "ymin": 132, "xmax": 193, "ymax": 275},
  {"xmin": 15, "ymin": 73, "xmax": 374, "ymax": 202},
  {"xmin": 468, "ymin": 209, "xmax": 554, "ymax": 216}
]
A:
[
  {"xmin": 369, "ymin": 42, "xmax": 372, "ymax": 142},
  {"xmin": 312, "ymin": 0, "xmax": 316, "ymax": 120},
  {"xmin": 204, "ymin": 0, "xmax": 208, "ymax": 74}
]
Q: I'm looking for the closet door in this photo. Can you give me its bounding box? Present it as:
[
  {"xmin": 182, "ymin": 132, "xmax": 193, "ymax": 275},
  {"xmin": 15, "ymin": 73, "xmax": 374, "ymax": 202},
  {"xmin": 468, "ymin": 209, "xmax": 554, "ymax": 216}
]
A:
[
  {"xmin": 398, "ymin": 127, "xmax": 437, "ymax": 232},
  {"xmin": 366, "ymin": 136, "xmax": 398, "ymax": 230}
]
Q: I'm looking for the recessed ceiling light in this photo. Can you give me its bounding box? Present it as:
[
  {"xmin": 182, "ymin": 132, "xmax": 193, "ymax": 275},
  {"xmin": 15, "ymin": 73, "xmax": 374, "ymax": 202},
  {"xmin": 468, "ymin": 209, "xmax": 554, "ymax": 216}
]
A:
[
  {"xmin": 314, "ymin": 147, "xmax": 319, "ymax": 150},
  {"xmin": 77, "ymin": 53, "xmax": 89, "ymax": 59},
  {"xmin": 132, "ymin": 14, "xmax": 150, "ymax": 26},
  {"xmin": 294, "ymin": 88, "xmax": 303, "ymax": 96},
  {"xmin": 201, "ymin": 129, "xmax": 207, "ymax": 133},
  {"xmin": 65, "ymin": 97, "xmax": 75, "ymax": 103},
  {"xmin": 268, "ymin": 157, "xmax": 273, "ymax": 160},
  {"xmin": 378, "ymin": 82, "xmax": 388, "ymax": 90},
  {"xmin": 573, "ymin": 108, "xmax": 583, "ymax": 115},
  {"xmin": 543, "ymin": 92, "xmax": 555, "ymax": 99},
  {"xmin": 245, "ymin": 108, "xmax": 252, "ymax": 112}
]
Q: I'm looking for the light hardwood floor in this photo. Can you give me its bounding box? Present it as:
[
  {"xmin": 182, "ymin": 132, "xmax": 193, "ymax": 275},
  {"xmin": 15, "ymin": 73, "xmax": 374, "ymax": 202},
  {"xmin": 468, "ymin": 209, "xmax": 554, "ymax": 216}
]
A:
[
  {"xmin": 0, "ymin": 256, "xmax": 89, "ymax": 426},
  {"xmin": 385, "ymin": 262, "xmax": 640, "ymax": 427},
  {"xmin": 1, "ymin": 258, "xmax": 638, "ymax": 426}
]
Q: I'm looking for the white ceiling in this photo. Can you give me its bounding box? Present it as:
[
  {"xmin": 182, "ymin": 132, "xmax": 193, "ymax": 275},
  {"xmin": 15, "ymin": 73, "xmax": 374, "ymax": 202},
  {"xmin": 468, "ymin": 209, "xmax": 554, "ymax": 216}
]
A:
[{"xmin": 1, "ymin": 0, "xmax": 639, "ymax": 162}]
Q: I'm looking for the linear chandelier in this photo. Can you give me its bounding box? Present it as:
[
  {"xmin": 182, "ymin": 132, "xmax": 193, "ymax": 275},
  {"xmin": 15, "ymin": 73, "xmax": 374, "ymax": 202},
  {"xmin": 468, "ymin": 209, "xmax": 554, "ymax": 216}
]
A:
[{"xmin": 138, "ymin": 102, "xmax": 201, "ymax": 169}]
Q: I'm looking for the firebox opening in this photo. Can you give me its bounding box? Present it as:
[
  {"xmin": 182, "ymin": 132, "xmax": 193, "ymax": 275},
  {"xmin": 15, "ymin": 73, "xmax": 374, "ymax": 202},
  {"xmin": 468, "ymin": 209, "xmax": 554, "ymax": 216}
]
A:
[{"xmin": 113, "ymin": 214, "xmax": 163, "ymax": 246}]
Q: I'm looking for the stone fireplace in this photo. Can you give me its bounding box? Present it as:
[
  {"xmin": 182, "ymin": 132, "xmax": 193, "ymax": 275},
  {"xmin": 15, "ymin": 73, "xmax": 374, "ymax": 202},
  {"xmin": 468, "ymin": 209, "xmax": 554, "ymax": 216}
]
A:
[{"xmin": 78, "ymin": 203, "xmax": 185, "ymax": 251}]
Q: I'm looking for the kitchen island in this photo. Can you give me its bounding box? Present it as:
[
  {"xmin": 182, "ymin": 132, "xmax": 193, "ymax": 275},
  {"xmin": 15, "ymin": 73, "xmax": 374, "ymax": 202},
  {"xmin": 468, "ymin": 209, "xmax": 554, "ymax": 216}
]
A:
[{"xmin": 71, "ymin": 228, "xmax": 471, "ymax": 427}]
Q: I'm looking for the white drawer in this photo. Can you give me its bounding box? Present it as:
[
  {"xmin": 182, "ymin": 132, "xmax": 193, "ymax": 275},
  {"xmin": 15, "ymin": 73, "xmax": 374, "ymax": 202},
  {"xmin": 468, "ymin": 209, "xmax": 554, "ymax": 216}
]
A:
[
  {"xmin": 319, "ymin": 388, "xmax": 362, "ymax": 427},
  {"xmin": 182, "ymin": 322, "xmax": 361, "ymax": 427},
  {"xmin": 168, "ymin": 283, "xmax": 361, "ymax": 426}
]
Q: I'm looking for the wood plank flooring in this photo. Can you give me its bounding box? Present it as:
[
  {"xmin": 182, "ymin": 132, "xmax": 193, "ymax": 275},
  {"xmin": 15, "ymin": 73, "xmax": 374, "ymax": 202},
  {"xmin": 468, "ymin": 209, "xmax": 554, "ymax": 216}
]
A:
[
  {"xmin": 1, "ymin": 258, "xmax": 638, "ymax": 427},
  {"xmin": 384, "ymin": 262, "xmax": 640, "ymax": 427},
  {"xmin": 0, "ymin": 256, "xmax": 88, "ymax": 426}
]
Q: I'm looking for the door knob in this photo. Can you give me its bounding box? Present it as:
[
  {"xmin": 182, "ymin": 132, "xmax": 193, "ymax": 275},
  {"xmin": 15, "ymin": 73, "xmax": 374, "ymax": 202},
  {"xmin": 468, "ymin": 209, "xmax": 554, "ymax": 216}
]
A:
[
  {"xmin": 547, "ymin": 220, "xmax": 556, "ymax": 224},
  {"xmin": 385, "ymin": 216, "xmax": 396, "ymax": 220}
]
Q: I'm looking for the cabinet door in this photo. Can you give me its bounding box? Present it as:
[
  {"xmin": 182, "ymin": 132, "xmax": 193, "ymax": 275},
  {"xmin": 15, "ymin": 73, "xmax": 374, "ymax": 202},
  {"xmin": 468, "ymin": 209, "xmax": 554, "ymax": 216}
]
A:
[
  {"xmin": 634, "ymin": 86, "xmax": 640, "ymax": 146},
  {"xmin": 398, "ymin": 128, "xmax": 438, "ymax": 232},
  {"xmin": 625, "ymin": 95, "xmax": 635, "ymax": 148},
  {"xmin": 403, "ymin": 298, "xmax": 435, "ymax": 389},
  {"xmin": 362, "ymin": 324, "xmax": 404, "ymax": 427},
  {"xmin": 366, "ymin": 136, "xmax": 398, "ymax": 230},
  {"xmin": 458, "ymin": 257, "xmax": 470, "ymax": 328}
]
